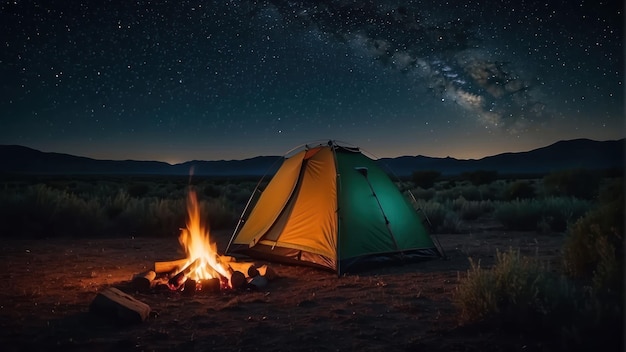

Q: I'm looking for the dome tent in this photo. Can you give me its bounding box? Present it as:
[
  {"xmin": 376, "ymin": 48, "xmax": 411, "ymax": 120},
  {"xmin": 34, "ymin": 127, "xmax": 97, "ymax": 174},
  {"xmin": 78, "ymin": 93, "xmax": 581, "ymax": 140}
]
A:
[{"xmin": 226, "ymin": 141, "xmax": 442, "ymax": 275}]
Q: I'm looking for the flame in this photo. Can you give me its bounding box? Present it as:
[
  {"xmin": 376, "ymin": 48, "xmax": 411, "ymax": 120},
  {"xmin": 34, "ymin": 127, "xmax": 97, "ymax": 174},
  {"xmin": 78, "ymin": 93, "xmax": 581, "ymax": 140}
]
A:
[{"xmin": 178, "ymin": 189, "xmax": 231, "ymax": 282}]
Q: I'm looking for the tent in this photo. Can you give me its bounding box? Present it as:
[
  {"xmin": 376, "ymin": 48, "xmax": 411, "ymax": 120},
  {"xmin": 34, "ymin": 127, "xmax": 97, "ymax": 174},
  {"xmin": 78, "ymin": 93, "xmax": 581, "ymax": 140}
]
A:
[{"xmin": 226, "ymin": 141, "xmax": 442, "ymax": 274}]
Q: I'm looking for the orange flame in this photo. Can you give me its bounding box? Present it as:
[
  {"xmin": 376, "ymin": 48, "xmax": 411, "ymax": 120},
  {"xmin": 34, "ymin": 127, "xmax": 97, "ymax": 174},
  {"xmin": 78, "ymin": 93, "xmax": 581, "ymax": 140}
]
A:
[{"xmin": 179, "ymin": 189, "xmax": 231, "ymax": 282}]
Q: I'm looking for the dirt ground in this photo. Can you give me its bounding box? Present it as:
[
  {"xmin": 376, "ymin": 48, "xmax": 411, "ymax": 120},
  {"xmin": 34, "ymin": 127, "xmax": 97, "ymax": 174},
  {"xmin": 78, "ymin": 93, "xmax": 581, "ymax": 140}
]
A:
[{"xmin": 0, "ymin": 227, "xmax": 568, "ymax": 352}]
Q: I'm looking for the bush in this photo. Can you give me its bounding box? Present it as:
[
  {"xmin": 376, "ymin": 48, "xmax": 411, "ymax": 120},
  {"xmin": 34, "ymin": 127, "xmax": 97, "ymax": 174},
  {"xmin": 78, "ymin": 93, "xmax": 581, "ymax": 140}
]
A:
[
  {"xmin": 562, "ymin": 179, "xmax": 624, "ymax": 294},
  {"xmin": 202, "ymin": 196, "xmax": 238, "ymax": 230},
  {"xmin": 414, "ymin": 200, "xmax": 445, "ymax": 231},
  {"xmin": 0, "ymin": 184, "xmax": 108, "ymax": 238},
  {"xmin": 461, "ymin": 170, "xmax": 498, "ymax": 186},
  {"xmin": 411, "ymin": 170, "xmax": 441, "ymax": 189},
  {"xmin": 451, "ymin": 197, "xmax": 494, "ymax": 221},
  {"xmin": 493, "ymin": 197, "xmax": 590, "ymax": 232},
  {"xmin": 543, "ymin": 168, "xmax": 602, "ymax": 200},
  {"xmin": 0, "ymin": 180, "xmax": 240, "ymax": 239},
  {"xmin": 414, "ymin": 200, "xmax": 462, "ymax": 233},
  {"xmin": 434, "ymin": 183, "xmax": 480, "ymax": 201},
  {"xmin": 503, "ymin": 180, "xmax": 535, "ymax": 200},
  {"xmin": 454, "ymin": 249, "xmax": 623, "ymax": 349},
  {"xmin": 455, "ymin": 249, "xmax": 572, "ymax": 326},
  {"xmin": 203, "ymin": 183, "xmax": 223, "ymax": 198},
  {"xmin": 459, "ymin": 185, "xmax": 483, "ymax": 201},
  {"xmin": 493, "ymin": 199, "xmax": 542, "ymax": 231},
  {"xmin": 411, "ymin": 187, "xmax": 436, "ymax": 201},
  {"xmin": 127, "ymin": 182, "xmax": 151, "ymax": 198}
]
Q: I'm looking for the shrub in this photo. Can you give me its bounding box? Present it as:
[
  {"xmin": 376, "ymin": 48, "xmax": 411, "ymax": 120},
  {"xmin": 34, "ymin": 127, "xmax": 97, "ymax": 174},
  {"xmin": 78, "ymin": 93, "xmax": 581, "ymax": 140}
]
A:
[
  {"xmin": 143, "ymin": 198, "xmax": 186, "ymax": 237},
  {"xmin": 411, "ymin": 187, "xmax": 436, "ymax": 201},
  {"xmin": 434, "ymin": 183, "xmax": 481, "ymax": 201},
  {"xmin": 411, "ymin": 170, "xmax": 441, "ymax": 189},
  {"xmin": 493, "ymin": 197, "xmax": 590, "ymax": 232},
  {"xmin": 562, "ymin": 179, "xmax": 624, "ymax": 294},
  {"xmin": 493, "ymin": 199, "xmax": 542, "ymax": 231},
  {"xmin": 431, "ymin": 187, "xmax": 459, "ymax": 202},
  {"xmin": 0, "ymin": 180, "xmax": 241, "ymax": 238},
  {"xmin": 413, "ymin": 199, "xmax": 466, "ymax": 233},
  {"xmin": 414, "ymin": 200, "xmax": 447, "ymax": 233},
  {"xmin": 452, "ymin": 197, "xmax": 494, "ymax": 221},
  {"xmin": 454, "ymin": 249, "xmax": 623, "ymax": 349},
  {"xmin": 543, "ymin": 168, "xmax": 602, "ymax": 200},
  {"xmin": 202, "ymin": 196, "xmax": 238, "ymax": 230},
  {"xmin": 455, "ymin": 249, "xmax": 571, "ymax": 326},
  {"xmin": 461, "ymin": 170, "xmax": 498, "ymax": 186},
  {"xmin": 460, "ymin": 184, "xmax": 483, "ymax": 201},
  {"xmin": 477, "ymin": 182, "xmax": 503, "ymax": 201},
  {"xmin": 127, "ymin": 182, "xmax": 151, "ymax": 198},
  {"xmin": 442, "ymin": 180, "xmax": 457, "ymax": 189},
  {"xmin": 203, "ymin": 183, "xmax": 223, "ymax": 198},
  {"xmin": 541, "ymin": 197, "xmax": 591, "ymax": 232},
  {"xmin": 0, "ymin": 184, "xmax": 109, "ymax": 238},
  {"xmin": 503, "ymin": 180, "xmax": 535, "ymax": 200}
]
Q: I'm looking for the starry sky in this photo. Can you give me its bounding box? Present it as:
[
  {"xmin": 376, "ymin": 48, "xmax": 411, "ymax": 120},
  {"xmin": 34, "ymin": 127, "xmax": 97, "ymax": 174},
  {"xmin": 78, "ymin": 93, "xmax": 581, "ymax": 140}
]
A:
[{"xmin": 1, "ymin": 0, "xmax": 623, "ymax": 164}]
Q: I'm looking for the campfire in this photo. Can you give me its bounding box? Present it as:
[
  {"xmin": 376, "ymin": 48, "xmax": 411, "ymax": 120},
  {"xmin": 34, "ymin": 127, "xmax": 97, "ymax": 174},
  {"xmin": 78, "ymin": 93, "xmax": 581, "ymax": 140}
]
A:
[
  {"xmin": 133, "ymin": 189, "xmax": 276, "ymax": 295},
  {"xmin": 90, "ymin": 188, "xmax": 276, "ymax": 324}
]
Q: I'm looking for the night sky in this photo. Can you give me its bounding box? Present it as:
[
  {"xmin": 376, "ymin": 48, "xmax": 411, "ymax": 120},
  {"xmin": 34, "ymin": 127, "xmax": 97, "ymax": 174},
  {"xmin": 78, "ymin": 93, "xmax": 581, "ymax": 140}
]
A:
[{"xmin": 1, "ymin": 1, "xmax": 623, "ymax": 164}]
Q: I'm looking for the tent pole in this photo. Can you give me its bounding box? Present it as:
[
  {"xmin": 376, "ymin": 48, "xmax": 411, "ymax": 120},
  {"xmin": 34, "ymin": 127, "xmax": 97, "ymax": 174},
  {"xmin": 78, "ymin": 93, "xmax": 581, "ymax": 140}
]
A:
[
  {"xmin": 226, "ymin": 187, "xmax": 261, "ymax": 254},
  {"xmin": 359, "ymin": 169, "xmax": 400, "ymax": 251},
  {"xmin": 330, "ymin": 141, "xmax": 342, "ymax": 277},
  {"xmin": 225, "ymin": 153, "xmax": 287, "ymax": 254},
  {"xmin": 406, "ymin": 190, "xmax": 447, "ymax": 259}
]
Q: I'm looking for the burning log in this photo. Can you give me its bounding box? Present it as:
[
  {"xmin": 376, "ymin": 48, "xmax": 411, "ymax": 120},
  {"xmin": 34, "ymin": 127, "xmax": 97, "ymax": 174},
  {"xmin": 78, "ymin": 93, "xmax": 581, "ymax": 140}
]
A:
[
  {"xmin": 90, "ymin": 287, "xmax": 151, "ymax": 324},
  {"xmin": 131, "ymin": 270, "xmax": 156, "ymax": 292},
  {"xmin": 197, "ymin": 278, "xmax": 221, "ymax": 294},
  {"xmin": 228, "ymin": 262, "xmax": 259, "ymax": 278},
  {"xmin": 228, "ymin": 268, "xmax": 247, "ymax": 290},
  {"xmin": 154, "ymin": 259, "xmax": 188, "ymax": 275},
  {"xmin": 183, "ymin": 279, "xmax": 197, "ymax": 296},
  {"xmin": 168, "ymin": 258, "xmax": 201, "ymax": 290}
]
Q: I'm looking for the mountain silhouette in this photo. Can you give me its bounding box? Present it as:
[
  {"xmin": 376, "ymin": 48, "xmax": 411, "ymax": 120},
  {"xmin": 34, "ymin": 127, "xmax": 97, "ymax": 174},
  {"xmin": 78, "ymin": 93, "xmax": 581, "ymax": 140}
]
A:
[
  {"xmin": 0, "ymin": 138, "xmax": 622, "ymax": 177},
  {"xmin": 378, "ymin": 138, "xmax": 624, "ymax": 176}
]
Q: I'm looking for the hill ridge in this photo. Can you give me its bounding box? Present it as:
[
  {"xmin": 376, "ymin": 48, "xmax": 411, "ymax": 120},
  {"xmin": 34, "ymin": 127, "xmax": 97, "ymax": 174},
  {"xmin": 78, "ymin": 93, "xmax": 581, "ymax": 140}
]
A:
[{"xmin": 0, "ymin": 139, "xmax": 623, "ymax": 176}]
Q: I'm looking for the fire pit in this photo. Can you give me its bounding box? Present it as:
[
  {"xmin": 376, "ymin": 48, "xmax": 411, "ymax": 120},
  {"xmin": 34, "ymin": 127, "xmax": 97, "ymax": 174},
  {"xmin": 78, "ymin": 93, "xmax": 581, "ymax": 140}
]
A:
[
  {"xmin": 139, "ymin": 256, "xmax": 276, "ymax": 295},
  {"xmin": 90, "ymin": 189, "xmax": 277, "ymax": 323}
]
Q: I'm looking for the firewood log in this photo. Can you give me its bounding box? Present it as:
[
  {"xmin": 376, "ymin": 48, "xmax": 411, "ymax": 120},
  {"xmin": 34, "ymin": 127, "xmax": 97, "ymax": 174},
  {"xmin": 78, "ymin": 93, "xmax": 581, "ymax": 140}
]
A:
[
  {"xmin": 154, "ymin": 258, "xmax": 188, "ymax": 274},
  {"xmin": 131, "ymin": 270, "xmax": 156, "ymax": 292},
  {"xmin": 90, "ymin": 287, "xmax": 150, "ymax": 324},
  {"xmin": 197, "ymin": 278, "xmax": 221, "ymax": 294},
  {"xmin": 229, "ymin": 270, "xmax": 247, "ymax": 290},
  {"xmin": 168, "ymin": 258, "xmax": 201, "ymax": 290},
  {"xmin": 227, "ymin": 262, "xmax": 259, "ymax": 278},
  {"xmin": 257, "ymin": 265, "xmax": 277, "ymax": 281},
  {"xmin": 183, "ymin": 279, "xmax": 196, "ymax": 296}
]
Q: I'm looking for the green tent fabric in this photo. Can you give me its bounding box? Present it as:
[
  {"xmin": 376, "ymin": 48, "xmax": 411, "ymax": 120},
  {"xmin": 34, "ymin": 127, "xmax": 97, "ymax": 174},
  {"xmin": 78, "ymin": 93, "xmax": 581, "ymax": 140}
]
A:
[{"xmin": 226, "ymin": 141, "xmax": 442, "ymax": 274}]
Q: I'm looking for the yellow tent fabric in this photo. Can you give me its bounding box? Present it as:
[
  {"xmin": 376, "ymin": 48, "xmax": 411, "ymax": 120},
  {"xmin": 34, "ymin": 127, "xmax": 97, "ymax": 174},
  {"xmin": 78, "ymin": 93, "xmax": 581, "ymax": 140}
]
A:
[
  {"xmin": 232, "ymin": 148, "xmax": 305, "ymax": 246},
  {"xmin": 233, "ymin": 146, "xmax": 338, "ymax": 260},
  {"xmin": 227, "ymin": 142, "xmax": 441, "ymax": 274},
  {"xmin": 265, "ymin": 146, "xmax": 337, "ymax": 259}
]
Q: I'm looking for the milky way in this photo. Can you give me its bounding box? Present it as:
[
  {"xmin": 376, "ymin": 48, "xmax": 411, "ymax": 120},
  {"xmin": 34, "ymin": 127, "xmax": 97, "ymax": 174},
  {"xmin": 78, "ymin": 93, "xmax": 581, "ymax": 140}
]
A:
[
  {"xmin": 0, "ymin": 0, "xmax": 622, "ymax": 162},
  {"xmin": 251, "ymin": 0, "xmax": 611, "ymax": 133}
]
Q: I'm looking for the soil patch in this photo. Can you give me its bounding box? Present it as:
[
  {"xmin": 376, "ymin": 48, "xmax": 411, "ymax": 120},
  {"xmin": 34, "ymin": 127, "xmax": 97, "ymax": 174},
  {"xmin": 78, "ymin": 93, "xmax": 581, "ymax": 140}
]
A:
[{"xmin": 0, "ymin": 230, "xmax": 565, "ymax": 351}]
